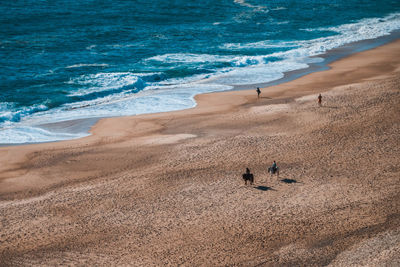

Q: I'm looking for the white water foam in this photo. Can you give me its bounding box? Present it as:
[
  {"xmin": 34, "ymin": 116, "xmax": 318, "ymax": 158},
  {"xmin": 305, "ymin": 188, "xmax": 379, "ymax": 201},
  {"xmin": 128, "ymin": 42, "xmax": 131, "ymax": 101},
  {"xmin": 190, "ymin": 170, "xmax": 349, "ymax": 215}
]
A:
[
  {"xmin": 146, "ymin": 53, "xmax": 234, "ymax": 64},
  {"xmin": 46, "ymin": 83, "xmax": 232, "ymax": 123},
  {"xmin": 223, "ymin": 12, "xmax": 400, "ymax": 58},
  {"xmin": 211, "ymin": 12, "xmax": 400, "ymax": 85},
  {"xmin": 271, "ymin": 7, "xmax": 287, "ymax": 11},
  {"xmin": 67, "ymin": 72, "xmax": 144, "ymax": 97},
  {"xmin": 65, "ymin": 63, "xmax": 109, "ymax": 69},
  {"xmin": 0, "ymin": 126, "xmax": 88, "ymax": 144},
  {"xmin": 0, "ymin": 83, "xmax": 232, "ymax": 144},
  {"xmin": 233, "ymin": 0, "xmax": 268, "ymax": 13},
  {"xmin": 307, "ymin": 13, "xmax": 400, "ymax": 38},
  {"xmin": 67, "ymin": 72, "xmax": 163, "ymax": 97},
  {"xmin": 221, "ymin": 40, "xmax": 299, "ymax": 50},
  {"xmin": 86, "ymin": 45, "xmax": 97, "ymax": 50},
  {"xmin": 205, "ymin": 59, "xmax": 310, "ymax": 85},
  {"xmin": 0, "ymin": 103, "xmax": 48, "ymax": 125}
]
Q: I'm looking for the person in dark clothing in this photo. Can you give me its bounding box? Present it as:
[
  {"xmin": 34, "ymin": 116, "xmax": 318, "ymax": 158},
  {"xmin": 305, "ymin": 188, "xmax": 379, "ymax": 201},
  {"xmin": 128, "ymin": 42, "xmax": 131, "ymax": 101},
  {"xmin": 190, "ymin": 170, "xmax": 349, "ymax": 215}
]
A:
[{"xmin": 256, "ymin": 87, "xmax": 261, "ymax": 98}]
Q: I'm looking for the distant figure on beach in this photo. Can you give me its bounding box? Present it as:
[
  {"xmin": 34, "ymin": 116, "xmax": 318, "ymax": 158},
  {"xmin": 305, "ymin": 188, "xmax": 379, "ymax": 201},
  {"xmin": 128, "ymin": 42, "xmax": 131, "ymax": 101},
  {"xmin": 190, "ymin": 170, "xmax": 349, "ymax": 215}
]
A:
[
  {"xmin": 318, "ymin": 94, "xmax": 322, "ymax": 106},
  {"xmin": 268, "ymin": 161, "xmax": 279, "ymax": 177},
  {"xmin": 256, "ymin": 87, "xmax": 261, "ymax": 98},
  {"xmin": 242, "ymin": 168, "xmax": 254, "ymax": 185}
]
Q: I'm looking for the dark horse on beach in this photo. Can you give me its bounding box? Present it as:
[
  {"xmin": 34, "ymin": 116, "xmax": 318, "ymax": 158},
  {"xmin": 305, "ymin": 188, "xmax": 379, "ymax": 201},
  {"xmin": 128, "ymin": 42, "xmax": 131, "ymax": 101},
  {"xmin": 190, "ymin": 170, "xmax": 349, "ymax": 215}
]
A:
[
  {"xmin": 242, "ymin": 173, "xmax": 254, "ymax": 185},
  {"xmin": 242, "ymin": 168, "xmax": 254, "ymax": 185}
]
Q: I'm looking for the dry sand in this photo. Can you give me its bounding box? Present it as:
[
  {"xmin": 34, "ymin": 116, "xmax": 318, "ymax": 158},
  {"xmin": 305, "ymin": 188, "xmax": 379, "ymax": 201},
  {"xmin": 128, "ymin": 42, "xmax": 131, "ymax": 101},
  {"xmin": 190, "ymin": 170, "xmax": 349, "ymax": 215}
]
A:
[{"xmin": 0, "ymin": 40, "xmax": 399, "ymax": 266}]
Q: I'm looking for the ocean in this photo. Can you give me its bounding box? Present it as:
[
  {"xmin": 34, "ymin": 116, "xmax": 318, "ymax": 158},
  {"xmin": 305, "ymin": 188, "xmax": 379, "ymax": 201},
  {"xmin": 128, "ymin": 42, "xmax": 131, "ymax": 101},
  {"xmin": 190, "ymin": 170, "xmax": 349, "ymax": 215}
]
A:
[{"xmin": 1, "ymin": 0, "xmax": 400, "ymax": 144}]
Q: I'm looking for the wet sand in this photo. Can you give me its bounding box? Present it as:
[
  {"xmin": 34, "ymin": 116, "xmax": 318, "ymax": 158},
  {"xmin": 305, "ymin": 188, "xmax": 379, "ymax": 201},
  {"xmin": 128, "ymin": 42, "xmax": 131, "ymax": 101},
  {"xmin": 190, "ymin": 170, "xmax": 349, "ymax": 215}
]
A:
[{"xmin": 0, "ymin": 40, "xmax": 399, "ymax": 266}]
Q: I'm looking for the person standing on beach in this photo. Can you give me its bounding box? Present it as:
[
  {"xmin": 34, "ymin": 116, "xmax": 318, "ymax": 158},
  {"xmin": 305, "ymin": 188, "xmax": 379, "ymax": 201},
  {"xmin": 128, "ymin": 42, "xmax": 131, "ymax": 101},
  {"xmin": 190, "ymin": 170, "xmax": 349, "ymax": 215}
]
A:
[
  {"xmin": 318, "ymin": 94, "xmax": 322, "ymax": 106},
  {"xmin": 256, "ymin": 87, "xmax": 261, "ymax": 98}
]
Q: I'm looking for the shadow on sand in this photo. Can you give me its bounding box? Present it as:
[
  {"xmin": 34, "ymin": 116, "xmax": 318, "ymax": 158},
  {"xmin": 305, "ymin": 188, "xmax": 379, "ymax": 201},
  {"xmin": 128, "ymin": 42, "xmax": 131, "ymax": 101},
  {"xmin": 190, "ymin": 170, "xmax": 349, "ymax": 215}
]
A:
[
  {"xmin": 321, "ymin": 105, "xmax": 339, "ymax": 109},
  {"xmin": 281, "ymin": 178, "xmax": 298, "ymax": 184},
  {"xmin": 254, "ymin": 186, "xmax": 276, "ymax": 191}
]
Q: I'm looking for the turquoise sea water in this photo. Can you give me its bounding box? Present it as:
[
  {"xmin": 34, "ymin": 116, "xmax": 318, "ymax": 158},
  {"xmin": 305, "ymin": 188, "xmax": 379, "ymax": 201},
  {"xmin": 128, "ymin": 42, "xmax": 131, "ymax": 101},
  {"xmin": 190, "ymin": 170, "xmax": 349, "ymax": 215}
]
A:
[{"xmin": 1, "ymin": 0, "xmax": 400, "ymax": 143}]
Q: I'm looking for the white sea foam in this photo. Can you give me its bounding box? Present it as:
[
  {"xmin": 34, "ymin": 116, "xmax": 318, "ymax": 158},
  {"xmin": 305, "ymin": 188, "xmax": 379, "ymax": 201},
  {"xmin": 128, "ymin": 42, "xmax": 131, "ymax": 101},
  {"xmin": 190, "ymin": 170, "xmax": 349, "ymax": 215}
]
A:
[
  {"xmin": 226, "ymin": 12, "xmax": 400, "ymax": 59},
  {"xmin": 308, "ymin": 12, "xmax": 400, "ymax": 37},
  {"xmin": 181, "ymin": 13, "xmax": 400, "ymax": 87},
  {"xmin": 62, "ymin": 83, "xmax": 233, "ymax": 120},
  {"xmin": 86, "ymin": 45, "xmax": 96, "ymax": 50},
  {"xmin": 65, "ymin": 63, "xmax": 109, "ymax": 69},
  {"xmin": 233, "ymin": 0, "xmax": 268, "ymax": 13},
  {"xmin": 0, "ymin": 83, "xmax": 232, "ymax": 144},
  {"xmin": 109, "ymin": 43, "xmax": 137, "ymax": 48},
  {"xmin": 146, "ymin": 53, "xmax": 234, "ymax": 64},
  {"xmin": 146, "ymin": 53, "xmax": 275, "ymax": 69},
  {"xmin": 207, "ymin": 60, "xmax": 309, "ymax": 85},
  {"xmin": 67, "ymin": 72, "xmax": 146, "ymax": 97},
  {"xmin": 0, "ymin": 104, "xmax": 48, "ymax": 124},
  {"xmin": 0, "ymin": 102, "xmax": 15, "ymax": 111},
  {"xmin": 156, "ymin": 72, "xmax": 216, "ymax": 86},
  {"xmin": 293, "ymin": 13, "xmax": 400, "ymax": 57},
  {"xmin": 0, "ymin": 126, "xmax": 87, "ymax": 144},
  {"xmin": 273, "ymin": 21, "xmax": 290, "ymax": 25},
  {"xmin": 221, "ymin": 40, "xmax": 300, "ymax": 50},
  {"xmin": 271, "ymin": 7, "xmax": 287, "ymax": 11}
]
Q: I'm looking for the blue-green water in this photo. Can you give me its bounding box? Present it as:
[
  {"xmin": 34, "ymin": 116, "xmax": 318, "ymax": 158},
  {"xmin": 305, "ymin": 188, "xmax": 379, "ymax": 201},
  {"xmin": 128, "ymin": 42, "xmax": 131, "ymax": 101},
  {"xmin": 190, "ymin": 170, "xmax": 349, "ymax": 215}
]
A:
[{"xmin": 1, "ymin": 0, "xmax": 400, "ymax": 143}]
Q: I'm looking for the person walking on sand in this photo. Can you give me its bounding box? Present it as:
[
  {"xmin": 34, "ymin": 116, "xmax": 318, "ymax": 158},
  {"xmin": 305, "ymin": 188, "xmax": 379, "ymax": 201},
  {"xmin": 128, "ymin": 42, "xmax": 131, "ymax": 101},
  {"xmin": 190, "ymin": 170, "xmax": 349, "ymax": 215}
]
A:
[
  {"xmin": 256, "ymin": 87, "xmax": 261, "ymax": 98},
  {"xmin": 318, "ymin": 94, "xmax": 322, "ymax": 106}
]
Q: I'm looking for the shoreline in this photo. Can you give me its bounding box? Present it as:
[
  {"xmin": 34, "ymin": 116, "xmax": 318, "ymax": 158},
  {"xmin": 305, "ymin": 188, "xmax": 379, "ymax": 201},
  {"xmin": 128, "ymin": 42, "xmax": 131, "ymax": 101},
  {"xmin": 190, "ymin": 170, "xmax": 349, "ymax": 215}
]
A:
[
  {"xmin": 89, "ymin": 37, "xmax": 400, "ymax": 141},
  {"xmin": 0, "ymin": 31, "xmax": 399, "ymax": 266},
  {"xmin": 1, "ymin": 38, "xmax": 399, "ymax": 193},
  {"xmin": 233, "ymin": 29, "xmax": 400, "ymax": 91},
  {"xmin": 2, "ymin": 31, "xmax": 400, "ymax": 146}
]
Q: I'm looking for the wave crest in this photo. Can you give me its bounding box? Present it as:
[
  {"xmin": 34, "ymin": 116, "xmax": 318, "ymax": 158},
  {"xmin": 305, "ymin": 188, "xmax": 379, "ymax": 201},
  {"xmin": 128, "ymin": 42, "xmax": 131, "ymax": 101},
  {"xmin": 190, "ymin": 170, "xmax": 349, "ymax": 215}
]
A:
[{"xmin": 65, "ymin": 63, "xmax": 109, "ymax": 69}]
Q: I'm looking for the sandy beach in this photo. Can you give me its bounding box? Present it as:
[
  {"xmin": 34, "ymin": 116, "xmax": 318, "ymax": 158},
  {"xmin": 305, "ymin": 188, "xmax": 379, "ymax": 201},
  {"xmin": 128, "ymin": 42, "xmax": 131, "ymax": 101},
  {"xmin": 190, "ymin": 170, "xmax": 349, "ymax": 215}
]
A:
[{"xmin": 1, "ymin": 40, "xmax": 399, "ymax": 266}]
